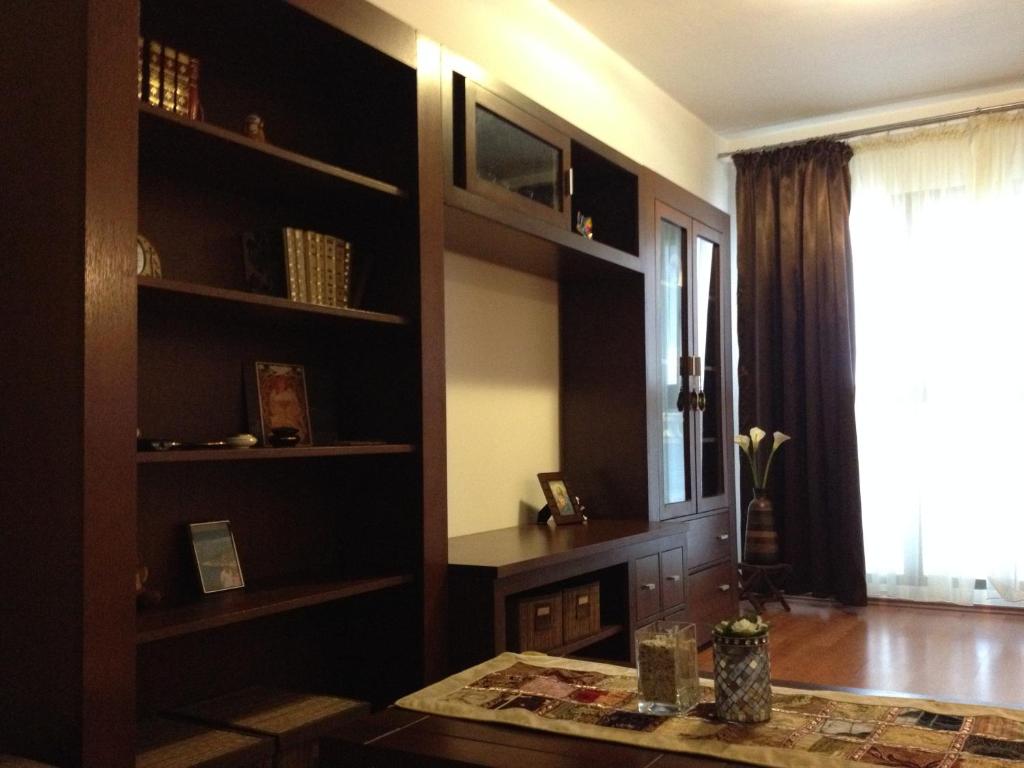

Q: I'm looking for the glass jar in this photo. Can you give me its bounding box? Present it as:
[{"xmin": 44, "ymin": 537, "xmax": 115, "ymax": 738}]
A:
[{"xmin": 635, "ymin": 621, "xmax": 700, "ymax": 714}]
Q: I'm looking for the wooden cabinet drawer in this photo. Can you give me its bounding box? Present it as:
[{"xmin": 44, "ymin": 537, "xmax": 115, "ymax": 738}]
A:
[
  {"xmin": 635, "ymin": 554, "xmax": 661, "ymax": 621},
  {"xmin": 687, "ymin": 511, "xmax": 732, "ymax": 571},
  {"xmin": 659, "ymin": 547, "xmax": 686, "ymax": 610},
  {"xmin": 688, "ymin": 561, "xmax": 738, "ymax": 646}
]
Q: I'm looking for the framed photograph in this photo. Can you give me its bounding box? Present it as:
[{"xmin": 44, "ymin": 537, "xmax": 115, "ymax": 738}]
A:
[
  {"xmin": 188, "ymin": 520, "xmax": 245, "ymax": 594},
  {"xmin": 537, "ymin": 472, "xmax": 585, "ymax": 525},
  {"xmin": 246, "ymin": 361, "xmax": 313, "ymax": 446}
]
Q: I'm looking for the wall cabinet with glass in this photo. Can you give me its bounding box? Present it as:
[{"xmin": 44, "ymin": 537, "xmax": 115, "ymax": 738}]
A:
[
  {"xmin": 656, "ymin": 202, "xmax": 730, "ymax": 520},
  {"xmin": 446, "ymin": 59, "xmax": 640, "ymax": 262}
]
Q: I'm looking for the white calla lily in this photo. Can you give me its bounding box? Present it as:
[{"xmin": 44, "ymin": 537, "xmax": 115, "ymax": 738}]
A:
[{"xmin": 735, "ymin": 426, "xmax": 791, "ymax": 488}]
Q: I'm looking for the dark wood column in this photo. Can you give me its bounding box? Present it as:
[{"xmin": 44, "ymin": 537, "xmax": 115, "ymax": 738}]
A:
[{"xmin": 0, "ymin": 1, "xmax": 138, "ymax": 764}]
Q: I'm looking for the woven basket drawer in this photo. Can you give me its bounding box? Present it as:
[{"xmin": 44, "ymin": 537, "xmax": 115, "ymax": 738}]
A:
[
  {"xmin": 516, "ymin": 592, "xmax": 563, "ymax": 651},
  {"xmin": 561, "ymin": 582, "xmax": 600, "ymax": 643}
]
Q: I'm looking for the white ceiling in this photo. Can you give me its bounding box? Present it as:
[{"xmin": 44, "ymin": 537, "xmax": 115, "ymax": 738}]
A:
[{"xmin": 549, "ymin": 0, "xmax": 1024, "ymax": 137}]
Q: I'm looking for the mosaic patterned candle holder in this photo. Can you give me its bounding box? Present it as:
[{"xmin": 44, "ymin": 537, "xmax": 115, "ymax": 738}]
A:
[
  {"xmin": 635, "ymin": 621, "xmax": 700, "ymax": 714},
  {"xmin": 712, "ymin": 631, "xmax": 771, "ymax": 723}
]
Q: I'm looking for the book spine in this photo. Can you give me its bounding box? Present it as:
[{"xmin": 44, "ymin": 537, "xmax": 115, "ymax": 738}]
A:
[
  {"xmin": 284, "ymin": 228, "xmax": 300, "ymax": 301},
  {"xmin": 161, "ymin": 45, "xmax": 177, "ymax": 112},
  {"xmin": 187, "ymin": 57, "xmax": 201, "ymax": 120},
  {"xmin": 337, "ymin": 241, "xmax": 352, "ymax": 307},
  {"xmin": 174, "ymin": 51, "xmax": 191, "ymax": 117},
  {"xmin": 316, "ymin": 232, "xmax": 327, "ymax": 306},
  {"xmin": 147, "ymin": 41, "xmax": 162, "ymax": 106},
  {"xmin": 323, "ymin": 236, "xmax": 337, "ymax": 307},
  {"xmin": 294, "ymin": 229, "xmax": 307, "ymax": 303},
  {"xmin": 302, "ymin": 230, "xmax": 315, "ymax": 304},
  {"xmin": 137, "ymin": 37, "xmax": 143, "ymax": 100}
]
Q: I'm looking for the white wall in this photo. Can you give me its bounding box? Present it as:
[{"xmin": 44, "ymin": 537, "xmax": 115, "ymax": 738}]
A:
[
  {"xmin": 444, "ymin": 254, "xmax": 560, "ymax": 537},
  {"xmin": 365, "ymin": 0, "xmax": 731, "ymax": 536}
]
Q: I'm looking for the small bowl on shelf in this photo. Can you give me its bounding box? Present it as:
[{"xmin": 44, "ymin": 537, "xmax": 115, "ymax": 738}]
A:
[
  {"xmin": 268, "ymin": 427, "xmax": 300, "ymax": 447},
  {"xmin": 225, "ymin": 433, "xmax": 258, "ymax": 449}
]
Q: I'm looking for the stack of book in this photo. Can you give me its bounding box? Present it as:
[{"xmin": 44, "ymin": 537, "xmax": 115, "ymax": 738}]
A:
[
  {"xmin": 138, "ymin": 37, "xmax": 200, "ymax": 119},
  {"xmin": 242, "ymin": 228, "xmax": 353, "ymax": 309}
]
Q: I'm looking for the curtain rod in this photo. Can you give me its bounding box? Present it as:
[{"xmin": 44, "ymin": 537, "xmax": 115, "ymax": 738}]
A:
[{"xmin": 717, "ymin": 99, "xmax": 1024, "ymax": 159}]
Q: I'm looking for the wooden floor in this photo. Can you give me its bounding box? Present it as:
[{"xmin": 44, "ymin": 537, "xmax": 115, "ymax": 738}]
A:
[{"xmin": 697, "ymin": 598, "xmax": 1024, "ymax": 708}]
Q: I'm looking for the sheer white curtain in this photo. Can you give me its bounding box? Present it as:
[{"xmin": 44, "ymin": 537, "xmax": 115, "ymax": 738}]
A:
[{"xmin": 849, "ymin": 111, "xmax": 1024, "ymax": 605}]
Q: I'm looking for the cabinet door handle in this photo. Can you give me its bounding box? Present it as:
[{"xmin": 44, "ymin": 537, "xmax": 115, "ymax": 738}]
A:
[
  {"xmin": 717, "ymin": 533, "xmax": 730, "ymax": 541},
  {"xmin": 640, "ymin": 583, "xmax": 657, "ymax": 591},
  {"xmin": 718, "ymin": 583, "xmax": 731, "ymax": 592},
  {"xmin": 665, "ymin": 575, "xmax": 681, "ymax": 582}
]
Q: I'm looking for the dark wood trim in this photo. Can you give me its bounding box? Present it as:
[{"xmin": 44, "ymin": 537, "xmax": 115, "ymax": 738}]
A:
[
  {"xmin": 140, "ymin": 103, "xmax": 409, "ymax": 199},
  {"xmin": 82, "ymin": 2, "xmax": 139, "ymax": 764},
  {"xmin": 137, "ymin": 573, "xmax": 415, "ymax": 643},
  {"xmin": 139, "ymin": 276, "xmax": 410, "ymax": 325},
  {"xmin": 137, "ymin": 443, "xmax": 416, "ymax": 463},
  {"xmin": 1, "ymin": 0, "xmax": 138, "ymax": 763},
  {"xmin": 448, "ymin": 521, "xmax": 687, "ymax": 579},
  {"xmin": 464, "ymin": 81, "xmax": 571, "ymax": 229},
  {"xmin": 444, "ymin": 51, "xmax": 645, "ymax": 182},
  {"xmin": 416, "ymin": 35, "xmax": 450, "ymax": 685},
  {"xmin": 289, "ymin": 0, "xmax": 418, "ymax": 68},
  {"xmin": 444, "ymin": 197, "xmax": 642, "ymax": 279}
]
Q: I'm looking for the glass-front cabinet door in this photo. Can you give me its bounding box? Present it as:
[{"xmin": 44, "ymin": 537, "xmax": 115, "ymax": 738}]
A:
[
  {"xmin": 657, "ymin": 203, "xmax": 696, "ymax": 519},
  {"xmin": 657, "ymin": 205, "xmax": 729, "ymax": 519},
  {"xmin": 464, "ymin": 82, "xmax": 570, "ymax": 228},
  {"xmin": 694, "ymin": 223, "xmax": 727, "ymax": 512}
]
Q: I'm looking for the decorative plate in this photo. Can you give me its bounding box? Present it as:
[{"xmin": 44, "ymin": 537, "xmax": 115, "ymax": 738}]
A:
[{"xmin": 137, "ymin": 234, "xmax": 162, "ymax": 277}]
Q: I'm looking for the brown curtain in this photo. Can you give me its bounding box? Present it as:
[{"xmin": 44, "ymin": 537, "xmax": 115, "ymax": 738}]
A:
[{"xmin": 734, "ymin": 140, "xmax": 867, "ymax": 606}]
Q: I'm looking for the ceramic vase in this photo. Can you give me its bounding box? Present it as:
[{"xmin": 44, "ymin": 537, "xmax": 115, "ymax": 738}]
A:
[{"xmin": 744, "ymin": 488, "xmax": 780, "ymax": 565}]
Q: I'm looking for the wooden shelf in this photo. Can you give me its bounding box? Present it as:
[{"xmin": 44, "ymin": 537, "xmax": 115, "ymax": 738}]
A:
[
  {"xmin": 137, "ymin": 573, "xmax": 415, "ymax": 644},
  {"xmin": 138, "ymin": 443, "xmax": 416, "ymax": 463},
  {"xmin": 549, "ymin": 624, "xmax": 624, "ymax": 657},
  {"xmin": 138, "ymin": 276, "xmax": 409, "ymax": 326},
  {"xmin": 139, "ymin": 103, "xmax": 407, "ymax": 199}
]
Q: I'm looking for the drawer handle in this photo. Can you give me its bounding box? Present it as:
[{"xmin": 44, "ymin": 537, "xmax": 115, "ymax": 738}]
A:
[
  {"xmin": 665, "ymin": 575, "xmax": 681, "ymax": 582},
  {"xmin": 717, "ymin": 533, "xmax": 730, "ymax": 541},
  {"xmin": 718, "ymin": 583, "xmax": 731, "ymax": 592},
  {"xmin": 641, "ymin": 583, "xmax": 657, "ymax": 591}
]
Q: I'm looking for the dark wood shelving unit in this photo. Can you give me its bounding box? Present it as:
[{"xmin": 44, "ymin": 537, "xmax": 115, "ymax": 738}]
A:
[
  {"xmin": 139, "ymin": 103, "xmax": 408, "ymax": 200},
  {"xmin": 137, "ymin": 573, "xmax": 415, "ymax": 643},
  {"xmin": 138, "ymin": 276, "xmax": 409, "ymax": 326},
  {"xmin": 137, "ymin": 443, "xmax": 416, "ymax": 463},
  {"xmin": 549, "ymin": 623, "xmax": 624, "ymax": 657}
]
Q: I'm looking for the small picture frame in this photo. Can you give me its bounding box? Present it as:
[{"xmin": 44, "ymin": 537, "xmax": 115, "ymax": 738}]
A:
[
  {"xmin": 245, "ymin": 361, "xmax": 313, "ymax": 446},
  {"xmin": 537, "ymin": 472, "xmax": 585, "ymax": 525},
  {"xmin": 188, "ymin": 520, "xmax": 245, "ymax": 594}
]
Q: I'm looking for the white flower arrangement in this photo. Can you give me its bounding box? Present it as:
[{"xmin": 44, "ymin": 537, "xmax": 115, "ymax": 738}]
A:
[
  {"xmin": 713, "ymin": 614, "xmax": 770, "ymax": 638},
  {"xmin": 734, "ymin": 427, "xmax": 790, "ymax": 490}
]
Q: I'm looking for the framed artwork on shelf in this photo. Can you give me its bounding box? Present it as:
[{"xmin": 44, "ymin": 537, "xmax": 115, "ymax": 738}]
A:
[
  {"xmin": 245, "ymin": 361, "xmax": 313, "ymax": 447},
  {"xmin": 537, "ymin": 472, "xmax": 585, "ymax": 525},
  {"xmin": 188, "ymin": 520, "xmax": 245, "ymax": 594}
]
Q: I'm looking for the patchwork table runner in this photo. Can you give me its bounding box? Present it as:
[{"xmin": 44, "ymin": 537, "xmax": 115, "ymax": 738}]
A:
[{"xmin": 397, "ymin": 652, "xmax": 1024, "ymax": 768}]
